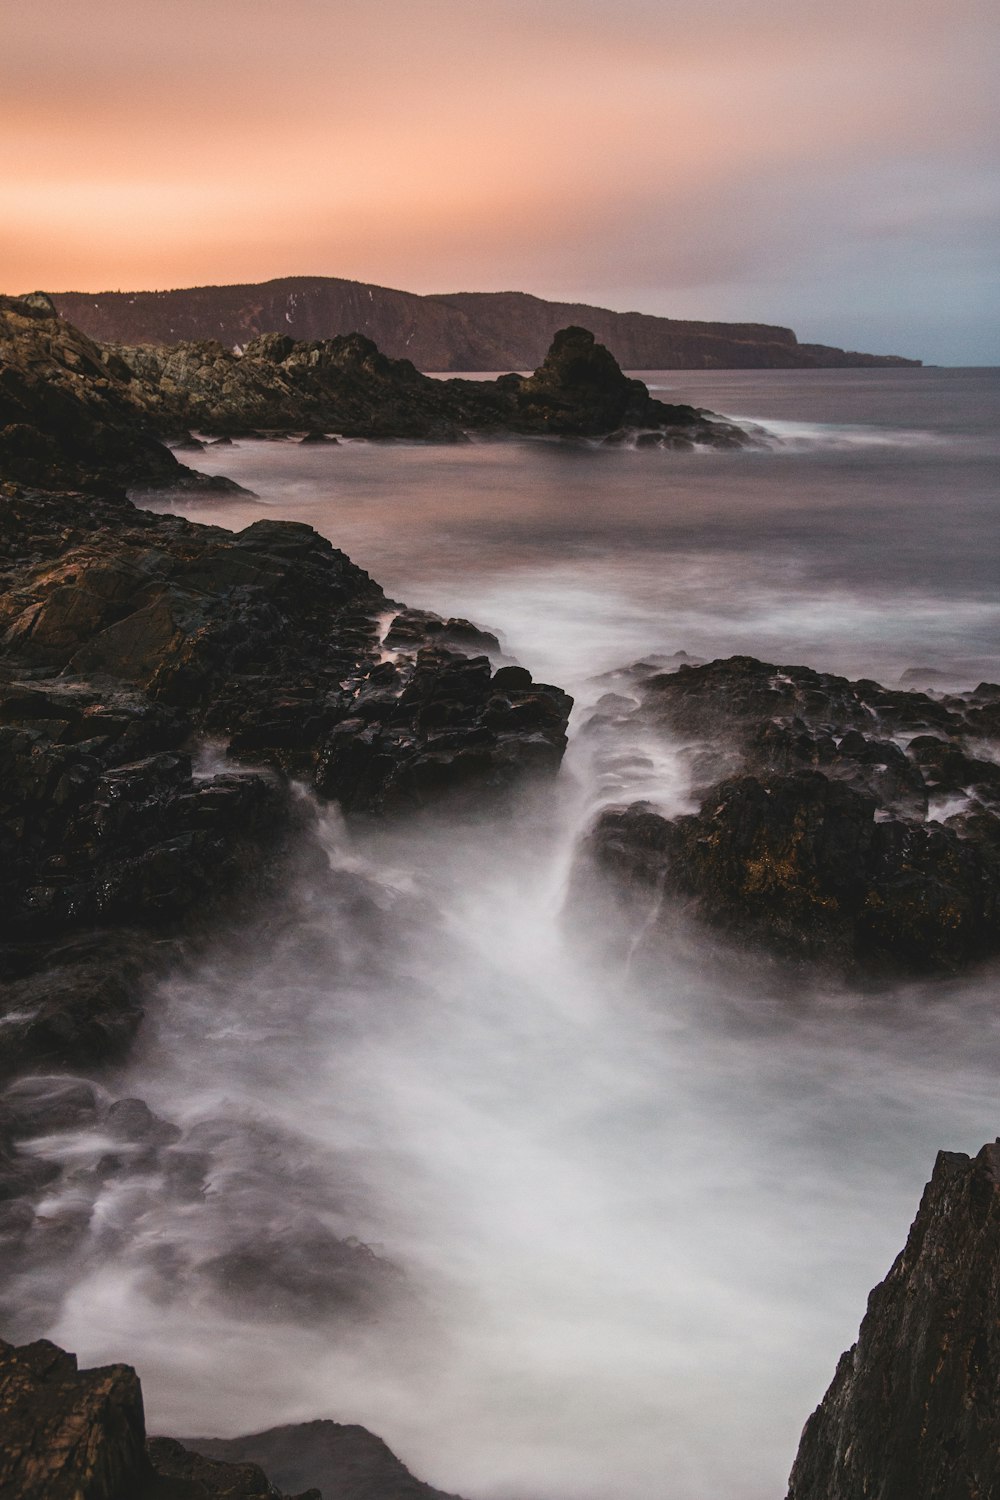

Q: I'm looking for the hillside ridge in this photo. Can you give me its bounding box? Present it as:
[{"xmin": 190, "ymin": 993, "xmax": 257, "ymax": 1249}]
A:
[{"xmin": 44, "ymin": 276, "xmax": 920, "ymax": 371}]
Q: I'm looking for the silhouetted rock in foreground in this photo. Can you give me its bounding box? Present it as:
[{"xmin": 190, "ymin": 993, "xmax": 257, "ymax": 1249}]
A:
[
  {"xmin": 583, "ymin": 655, "xmax": 1000, "ymax": 975},
  {"xmin": 1, "ymin": 1334, "xmax": 478, "ymax": 1499},
  {"xmin": 187, "ymin": 1420, "xmax": 465, "ymax": 1500},
  {"xmin": 0, "ymin": 1336, "xmax": 319, "ymax": 1496},
  {"xmin": 787, "ymin": 1143, "xmax": 1000, "ymax": 1500}
]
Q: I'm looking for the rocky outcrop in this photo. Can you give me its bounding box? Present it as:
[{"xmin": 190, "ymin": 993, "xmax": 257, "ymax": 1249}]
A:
[
  {"xmin": 787, "ymin": 1142, "xmax": 1000, "ymax": 1500},
  {"xmin": 0, "ymin": 485, "xmax": 571, "ymax": 1262},
  {"xmin": 46, "ymin": 276, "xmax": 922, "ymax": 370},
  {"xmin": 186, "ymin": 1420, "xmax": 465, "ymax": 1500},
  {"xmin": 109, "ymin": 324, "xmax": 755, "ymax": 446},
  {"xmin": 0, "ymin": 1337, "xmax": 320, "ymax": 1497},
  {"xmin": 508, "ymin": 326, "xmax": 749, "ymax": 445},
  {"xmin": 0, "ymin": 296, "xmax": 237, "ymax": 495},
  {"xmin": 582, "ymin": 655, "xmax": 1000, "ymax": 975}
]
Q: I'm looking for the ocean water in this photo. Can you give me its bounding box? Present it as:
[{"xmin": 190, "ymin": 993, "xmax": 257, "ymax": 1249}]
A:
[{"xmin": 38, "ymin": 369, "xmax": 1000, "ymax": 1498}]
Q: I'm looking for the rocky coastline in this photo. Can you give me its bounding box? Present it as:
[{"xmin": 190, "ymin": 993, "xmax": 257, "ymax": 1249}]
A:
[
  {"xmin": 1, "ymin": 289, "xmax": 997, "ymax": 1499},
  {"xmin": 1, "ymin": 295, "xmax": 756, "ymax": 491}
]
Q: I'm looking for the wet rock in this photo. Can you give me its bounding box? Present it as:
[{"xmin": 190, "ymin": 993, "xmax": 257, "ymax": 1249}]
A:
[
  {"xmin": 787, "ymin": 1142, "xmax": 1000, "ymax": 1500},
  {"xmin": 316, "ymin": 646, "xmax": 571, "ymax": 813},
  {"xmin": 582, "ymin": 655, "xmax": 1000, "ymax": 975},
  {"xmin": 382, "ymin": 607, "xmax": 502, "ymax": 657},
  {"xmin": 3, "ymin": 1076, "xmax": 103, "ymax": 1136},
  {"xmin": 105, "ymin": 1097, "xmax": 181, "ymax": 1147}
]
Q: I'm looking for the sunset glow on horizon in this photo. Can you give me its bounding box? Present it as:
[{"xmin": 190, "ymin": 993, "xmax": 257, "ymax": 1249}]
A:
[{"xmin": 3, "ymin": 0, "xmax": 998, "ymax": 362}]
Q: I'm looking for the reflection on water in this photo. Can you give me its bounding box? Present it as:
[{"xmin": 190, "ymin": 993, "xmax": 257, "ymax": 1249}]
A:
[{"xmin": 42, "ymin": 369, "xmax": 1000, "ymax": 1499}]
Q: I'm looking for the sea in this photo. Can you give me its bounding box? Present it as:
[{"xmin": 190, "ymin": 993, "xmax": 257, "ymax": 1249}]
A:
[{"xmin": 36, "ymin": 368, "xmax": 1000, "ymax": 1498}]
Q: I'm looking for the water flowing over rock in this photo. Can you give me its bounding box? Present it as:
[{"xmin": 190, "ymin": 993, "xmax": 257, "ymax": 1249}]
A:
[
  {"xmin": 786, "ymin": 1142, "xmax": 1000, "ymax": 1500},
  {"xmin": 581, "ymin": 654, "xmax": 1000, "ymax": 975},
  {"xmin": 0, "ymin": 483, "xmax": 571, "ymax": 1293}
]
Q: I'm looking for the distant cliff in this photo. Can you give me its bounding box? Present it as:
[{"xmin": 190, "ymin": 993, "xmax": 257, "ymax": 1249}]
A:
[{"xmin": 45, "ymin": 277, "xmax": 921, "ymax": 370}]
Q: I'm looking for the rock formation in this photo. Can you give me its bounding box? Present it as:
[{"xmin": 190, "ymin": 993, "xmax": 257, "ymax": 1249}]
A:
[
  {"xmin": 581, "ymin": 655, "xmax": 1000, "ymax": 975},
  {"xmin": 787, "ymin": 1142, "xmax": 1000, "ymax": 1500},
  {"xmin": 109, "ymin": 324, "xmax": 755, "ymax": 446},
  {"xmin": 45, "ymin": 276, "xmax": 922, "ymax": 370},
  {"xmin": 0, "ymin": 295, "xmax": 237, "ymax": 496}
]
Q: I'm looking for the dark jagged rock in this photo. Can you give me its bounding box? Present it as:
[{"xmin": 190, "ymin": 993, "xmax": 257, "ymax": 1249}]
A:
[
  {"xmin": 187, "ymin": 1419, "xmax": 466, "ymax": 1500},
  {"xmin": 109, "ymin": 324, "xmax": 754, "ymax": 447},
  {"xmin": 47, "ymin": 274, "xmax": 922, "ymax": 370},
  {"xmin": 583, "ymin": 655, "xmax": 1000, "ymax": 975},
  {"xmin": 315, "ymin": 646, "xmax": 571, "ymax": 814},
  {"xmin": 787, "ymin": 1142, "xmax": 1000, "ymax": 1500},
  {"xmin": 0, "ymin": 1337, "xmax": 319, "ymax": 1497},
  {"xmin": 0, "ymin": 296, "xmax": 240, "ymax": 496},
  {"xmin": 0, "ymin": 1336, "xmax": 150, "ymax": 1499},
  {"xmin": 382, "ymin": 607, "xmax": 501, "ymax": 657},
  {"xmin": 512, "ymin": 326, "xmax": 749, "ymax": 445}
]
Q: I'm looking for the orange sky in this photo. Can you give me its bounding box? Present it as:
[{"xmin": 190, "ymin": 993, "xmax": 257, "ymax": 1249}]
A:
[{"xmin": 3, "ymin": 0, "xmax": 998, "ymax": 360}]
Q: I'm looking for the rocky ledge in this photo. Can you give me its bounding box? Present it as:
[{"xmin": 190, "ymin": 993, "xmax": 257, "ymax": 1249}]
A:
[
  {"xmin": 0, "ymin": 1333, "xmax": 465, "ymax": 1498},
  {"xmin": 787, "ymin": 1141, "xmax": 1000, "ymax": 1500},
  {"xmin": 580, "ymin": 654, "xmax": 1000, "ymax": 975}
]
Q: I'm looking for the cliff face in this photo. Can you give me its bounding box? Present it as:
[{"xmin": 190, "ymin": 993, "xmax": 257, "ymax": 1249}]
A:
[
  {"xmin": 787, "ymin": 1143, "xmax": 1000, "ymax": 1500},
  {"xmin": 45, "ymin": 277, "xmax": 921, "ymax": 370}
]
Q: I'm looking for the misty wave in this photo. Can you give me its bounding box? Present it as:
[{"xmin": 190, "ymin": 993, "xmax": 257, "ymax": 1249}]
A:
[
  {"xmin": 26, "ymin": 695, "xmax": 1000, "ymax": 1500},
  {"xmin": 738, "ymin": 415, "xmax": 946, "ymax": 452}
]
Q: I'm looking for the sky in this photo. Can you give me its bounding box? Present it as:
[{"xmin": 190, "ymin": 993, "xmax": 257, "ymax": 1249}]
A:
[{"xmin": 3, "ymin": 0, "xmax": 998, "ymax": 363}]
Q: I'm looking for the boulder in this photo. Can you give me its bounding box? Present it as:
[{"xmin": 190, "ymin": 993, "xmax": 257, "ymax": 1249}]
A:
[{"xmin": 582, "ymin": 655, "xmax": 1000, "ymax": 975}]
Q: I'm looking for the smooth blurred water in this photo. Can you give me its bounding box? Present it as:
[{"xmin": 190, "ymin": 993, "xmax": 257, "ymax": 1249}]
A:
[{"xmin": 43, "ymin": 368, "xmax": 1000, "ymax": 1500}]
